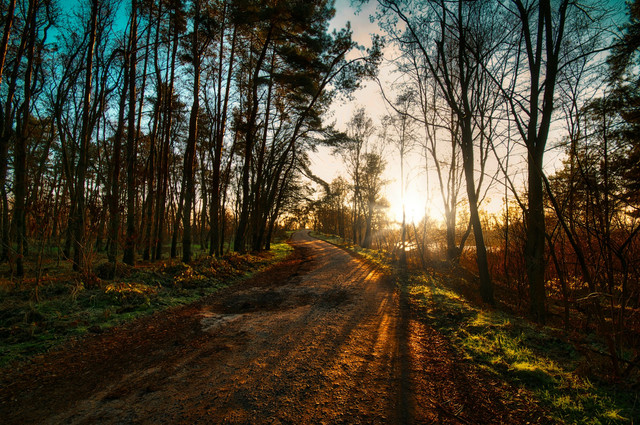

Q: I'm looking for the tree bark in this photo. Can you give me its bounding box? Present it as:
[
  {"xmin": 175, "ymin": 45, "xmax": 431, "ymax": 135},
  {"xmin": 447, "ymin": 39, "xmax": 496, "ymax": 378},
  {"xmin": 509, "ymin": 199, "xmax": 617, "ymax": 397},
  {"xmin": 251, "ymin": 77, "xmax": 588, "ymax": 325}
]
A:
[
  {"xmin": 72, "ymin": 0, "xmax": 98, "ymax": 271},
  {"xmin": 182, "ymin": 0, "xmax": 201, "ymax": 263},
  {"xmin": 122, "ymin": 0, "xmax": 138, "ymax": 266},
  {"xmin": 14, "ymin": 0, "xmax": 39, "ymax": 277}
]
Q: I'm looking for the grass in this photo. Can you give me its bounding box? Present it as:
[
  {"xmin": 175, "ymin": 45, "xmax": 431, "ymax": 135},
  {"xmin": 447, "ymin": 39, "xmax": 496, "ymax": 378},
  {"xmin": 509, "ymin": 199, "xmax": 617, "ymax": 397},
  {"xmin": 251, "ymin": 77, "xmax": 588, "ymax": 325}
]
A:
[
  {"xmin": 311, "ymin": 230, "xmax": 638, "ymax": 424},
  {"xmin": 407, "ymin": 275, "xmax": 637, "ymax": 424},
  {"xmin": 0, "ymin": 242, "xmax": 293, "ymax": 367}
]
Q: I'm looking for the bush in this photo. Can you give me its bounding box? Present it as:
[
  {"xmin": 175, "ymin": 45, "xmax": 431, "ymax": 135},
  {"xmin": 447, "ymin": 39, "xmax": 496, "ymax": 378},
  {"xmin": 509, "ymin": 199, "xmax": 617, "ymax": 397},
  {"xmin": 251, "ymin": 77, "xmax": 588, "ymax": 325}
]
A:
[{"xmin": 105, "ymin": 282, "xmax": 158, "ymax": 306}]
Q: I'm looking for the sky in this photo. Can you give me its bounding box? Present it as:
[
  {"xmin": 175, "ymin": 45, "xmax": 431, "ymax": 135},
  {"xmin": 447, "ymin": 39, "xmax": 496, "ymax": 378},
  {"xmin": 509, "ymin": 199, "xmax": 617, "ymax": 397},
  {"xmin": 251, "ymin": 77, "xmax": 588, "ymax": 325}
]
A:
[
  {"xmin": 310, "ymin": 0, "xmax": 427, "ymax": 225},
  {"xmin": 310, "ymin": 0, "xmax": 630, "ymax": 226},
  {"xmin": 311, "ymin": 0, "xmax": 475, "ymax": 225}
]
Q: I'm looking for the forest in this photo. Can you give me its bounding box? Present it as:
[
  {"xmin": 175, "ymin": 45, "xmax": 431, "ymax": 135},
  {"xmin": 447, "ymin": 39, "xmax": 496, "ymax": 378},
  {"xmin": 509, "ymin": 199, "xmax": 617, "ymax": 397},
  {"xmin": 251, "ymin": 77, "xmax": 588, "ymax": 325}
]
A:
[
  {"xmin": 1, "ymin": 0, "xmax": 640, "ymax": 422},
  {"xmin": 0, "ymin": 0, "xmax": 387, "ymax": 270},
  {"xmin": 311, "ymin": 0, "xmax": 640, "ymax": 382}
]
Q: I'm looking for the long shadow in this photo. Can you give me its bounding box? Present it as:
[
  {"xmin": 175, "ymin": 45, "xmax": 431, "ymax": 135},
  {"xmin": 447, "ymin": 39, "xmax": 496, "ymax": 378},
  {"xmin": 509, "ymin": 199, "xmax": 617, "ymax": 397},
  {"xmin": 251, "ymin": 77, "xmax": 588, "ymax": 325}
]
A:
[
  {"xmin": 308, "ymin": 232, "xmax": 416, "ymax": 423},
  {"xmin": 396, "ymin": 271, "xmax": 414, "ymax": 424}
]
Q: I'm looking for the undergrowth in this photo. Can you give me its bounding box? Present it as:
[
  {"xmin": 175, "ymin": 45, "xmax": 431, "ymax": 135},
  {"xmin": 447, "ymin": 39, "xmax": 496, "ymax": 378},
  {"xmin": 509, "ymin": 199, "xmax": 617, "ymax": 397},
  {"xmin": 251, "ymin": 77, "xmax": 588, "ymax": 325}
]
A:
[
  {"xmin": 311, "ymin": 231, "xmax": 638, "ymax": 424},
  {"xmin": 0, "ymin": 243, "xmax": 292, "ymax": 367}
]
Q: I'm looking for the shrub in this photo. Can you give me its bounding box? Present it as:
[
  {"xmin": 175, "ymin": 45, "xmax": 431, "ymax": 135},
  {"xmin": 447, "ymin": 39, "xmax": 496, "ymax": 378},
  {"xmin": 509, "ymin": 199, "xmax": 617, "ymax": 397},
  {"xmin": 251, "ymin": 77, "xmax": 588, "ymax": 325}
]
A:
[{"xmin": 105, "ymin": 282, "xmax": 158, "ymax": 306}]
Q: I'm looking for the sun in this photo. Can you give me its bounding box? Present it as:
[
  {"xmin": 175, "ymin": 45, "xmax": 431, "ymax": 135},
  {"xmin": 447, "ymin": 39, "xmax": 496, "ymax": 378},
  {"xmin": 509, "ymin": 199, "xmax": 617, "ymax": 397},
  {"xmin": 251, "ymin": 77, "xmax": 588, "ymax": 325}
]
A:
[{"xmin": 388, "ymin": 189, "xmax": 427, "ymax": 224}]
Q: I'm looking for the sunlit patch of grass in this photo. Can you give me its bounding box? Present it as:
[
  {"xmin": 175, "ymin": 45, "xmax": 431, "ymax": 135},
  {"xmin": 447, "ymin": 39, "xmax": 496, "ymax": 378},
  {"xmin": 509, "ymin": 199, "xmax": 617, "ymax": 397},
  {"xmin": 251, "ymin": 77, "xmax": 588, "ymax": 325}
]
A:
[
  {"xmin": 105, "ymin": 281, "xmax": 158, "ymax": 306},
  {"xmin": 351, "ymin": 247, "xmax": 392, "ymax": 272},
  {"xmin": 407, "ymin": 275, "xmax": 636, "ymax": 424},
  {"xmin": 309, "ymin": 231, "xmax": 346, "ymax": 247}
]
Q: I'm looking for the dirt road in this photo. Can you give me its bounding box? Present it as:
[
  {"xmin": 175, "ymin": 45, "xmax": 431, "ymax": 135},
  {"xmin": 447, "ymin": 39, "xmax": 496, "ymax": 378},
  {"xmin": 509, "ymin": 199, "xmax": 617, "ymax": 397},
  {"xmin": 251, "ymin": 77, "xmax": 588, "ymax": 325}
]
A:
[{"xmin": 1, "ymin": 230, "xmax": 549, "ymax": 424}]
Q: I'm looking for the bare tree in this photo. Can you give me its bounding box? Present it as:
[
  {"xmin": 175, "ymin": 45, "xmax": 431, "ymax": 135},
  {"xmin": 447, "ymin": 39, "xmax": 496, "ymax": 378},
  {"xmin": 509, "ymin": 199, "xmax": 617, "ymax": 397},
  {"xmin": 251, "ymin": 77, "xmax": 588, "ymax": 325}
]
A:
[
  {"xmin": 182, "ymin": 0, "xmax": 203, "ymax": 263},
  {"xmin": 497, "ymin": 0, "xmax": 612, "ymax": 322},
  {"xmin": 376, "ymin": 0, "xmax": 501, "ymax": 304},
  {"xmin": 382, "ymin": 91, "xmax": 417, "ymax": 265},
  {"xmin": 71, "ymin": 0, "xmax": 99, "ymax": 271},
  {"xmin": 341, "ymin": 108, "xmax": 375, "ymax": 246},
  {"xmin": 122, "ymin": 0, "xmax": 138, "ymax": 266}
]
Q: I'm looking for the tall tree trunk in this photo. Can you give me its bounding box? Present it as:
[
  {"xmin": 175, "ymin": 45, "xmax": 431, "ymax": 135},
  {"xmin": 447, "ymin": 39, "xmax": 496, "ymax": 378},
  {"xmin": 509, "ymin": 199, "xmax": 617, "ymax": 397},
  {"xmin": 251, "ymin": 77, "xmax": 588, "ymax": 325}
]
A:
[
  {"xmin": 234, "ymin": 25, "xmax": 273, "ymax": 253},
  {"xmin": 461, "ymin": 116, "xmax": 494, "ymax": 305},
  {"xmin": 122, "ymin": 0, "xmax": 138, "ymax": 266},
  {"xmin": 352, "ymin": 189, "xmax": 360, "ymax": 244},
  {"xmin": 210, "ymin": 15, "xmax": 235, "ymax": 256},
  {"xmin": 143, "ymin": 4, "xmax": 163, "ymax": 261},
  {"xmin": 171, "ymin": 185, "xmax": 184, "ymax": 259},
  {"xmin": 153, "ymin": 15, "xmax": 179, "ymax": 261},
  {"xmin": 72, "ymin": 0, "xmax": 98, "ymax": 271},
  {"xmin": 108, "ymin": 46, "xmax": 130, "ymax": 264},
  {"xmin": 362, "ymin": 199, "xmax": 373, "ymax": 249},
  {"xmin": 14, "ymin": 0, "xmax": 39, "ymax": 277},
  {"xmin": 218, "ymin": 133, "xmax": 239, "ymax": 255},
  {"xmin": 142, "ymin": 127, "xmax": 157, "ymax": 261},
  {"xmin": 0, "ymin": 0, "xmax": 27, "ymax": 262},
  {"xmin": 516, "ymin": 0, "xmax": 568, "ymax": 323},
  {"xmin": 182, "ymin": 0, "xmax": 201, "ymax": 263},
  {"xmin": 399, "ymin": 136, "xmax": 406, "ymax": 266},
  {"xmin": 526, "ymin": 151, "xmax": 546, "ymax": 321},
  {"xmin": 251, "ymin": 51, "xmax": 275, "ymax": 252}
]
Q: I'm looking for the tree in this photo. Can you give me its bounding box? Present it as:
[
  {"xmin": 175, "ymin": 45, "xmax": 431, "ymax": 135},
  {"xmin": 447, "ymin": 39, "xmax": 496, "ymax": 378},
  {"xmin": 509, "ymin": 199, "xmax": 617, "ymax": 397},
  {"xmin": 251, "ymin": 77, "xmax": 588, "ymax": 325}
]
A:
[
  {"xmin": 153, "ymin": 0, "xmax": 186, "ymax": 261},
  {"xmin": 360, "ymin": 152, "xmax": 387, "ymax": 249},
  {"xmin": 609, "ymin": 0, "xmax": 640, "ymax": 85},
  {"xmin": 410, "ymin": 64, "xmax": 468, "ymax": 262},
  {"xmin": 182, "ymin": 0, "xmax": 203, "ymax": 263},
  {"xmin": 10, "ymin": 0, "xmax": 55, "ymax": 276},
  {"xmin": 232, "ymin": 0, "xmax": 380, "ymax": 252},
  {"xmin": 0, "ymin": 0, "xmax": 379, "ymax": 278},
  {"xmin": 340, "ymin": 108, "xmax": 375, "ymax": 246},
  {"xmin": 547, "ymin": 92, "xmax": 640, "ymax": 376},
  {"xmin": 382, "ymin": 91, "xmax": 416, "ymax": 265},
  {"xmin": 122, "ymin": 0, "xmax": 138, "ymax": 266},
  {"xmin": 376, "ymin": 0, "xmax": 498, "ymax": 304},
  {"xmin": 498, "ymin": 0, "xmax": 612, "ymax": 323},
  {"xmin": 208, "ymin": 0, "xmax": 236, "ymax": 256},
  {"xmin": 609, "ymin": 0, "xmax": 640, "ymax": 201},
  {"xmin": 71, "ymin": 0, "xmax": 99, "ymax": 271}
]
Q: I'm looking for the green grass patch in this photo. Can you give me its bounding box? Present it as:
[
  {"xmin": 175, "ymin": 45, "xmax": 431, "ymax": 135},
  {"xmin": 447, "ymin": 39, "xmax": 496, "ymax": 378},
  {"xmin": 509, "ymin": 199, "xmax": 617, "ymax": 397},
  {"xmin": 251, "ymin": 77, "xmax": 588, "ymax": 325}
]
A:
[{"xmin": 0, "ymin": 243, "xmax": 293, "ymax": 367}]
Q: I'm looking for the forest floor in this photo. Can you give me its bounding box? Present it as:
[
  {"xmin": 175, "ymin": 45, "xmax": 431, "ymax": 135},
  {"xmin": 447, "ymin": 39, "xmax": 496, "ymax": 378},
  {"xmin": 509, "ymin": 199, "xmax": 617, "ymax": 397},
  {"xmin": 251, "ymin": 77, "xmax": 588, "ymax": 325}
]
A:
[{"xmin": 0, "ymin": 230, "xmax": 558, "ymax": 424}]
